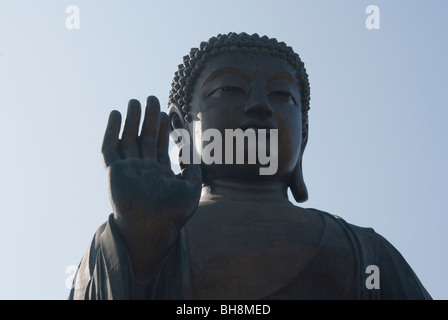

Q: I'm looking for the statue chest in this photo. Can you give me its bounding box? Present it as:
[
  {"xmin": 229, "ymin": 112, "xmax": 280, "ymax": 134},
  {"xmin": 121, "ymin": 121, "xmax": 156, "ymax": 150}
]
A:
[{"xmin": 184, "ymin": 201, "xmax": 323, "ymax": 299}]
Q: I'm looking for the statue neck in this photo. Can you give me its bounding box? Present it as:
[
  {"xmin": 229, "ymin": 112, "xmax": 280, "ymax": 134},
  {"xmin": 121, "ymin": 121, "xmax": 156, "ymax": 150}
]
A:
[{"xmin": 201, "ymin": 178, "xmax": 290, "ymax": 203}]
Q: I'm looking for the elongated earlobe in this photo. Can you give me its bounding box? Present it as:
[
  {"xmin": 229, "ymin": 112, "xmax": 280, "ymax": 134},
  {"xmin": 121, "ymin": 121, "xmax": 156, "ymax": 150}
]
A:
[
  {"xmin": 289, "ymin": 157, "xmax": 308, "ymax": 203},
  {"xmin": 289, "ymin": 122, "xmax": 308, "ymax": 203}
]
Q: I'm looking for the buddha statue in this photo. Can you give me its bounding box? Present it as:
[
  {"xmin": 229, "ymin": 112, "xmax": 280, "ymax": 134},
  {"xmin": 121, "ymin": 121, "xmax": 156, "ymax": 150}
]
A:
[{"xmin": 69, "ymin": 32, "xmax": 431, "ymax": 300}]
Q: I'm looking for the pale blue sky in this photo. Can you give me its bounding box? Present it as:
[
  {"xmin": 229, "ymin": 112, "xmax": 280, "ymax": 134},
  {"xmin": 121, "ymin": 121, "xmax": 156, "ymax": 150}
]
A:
[{"xmin": 0, "ymin": 0, "xmax": 446, "ymax": 299}]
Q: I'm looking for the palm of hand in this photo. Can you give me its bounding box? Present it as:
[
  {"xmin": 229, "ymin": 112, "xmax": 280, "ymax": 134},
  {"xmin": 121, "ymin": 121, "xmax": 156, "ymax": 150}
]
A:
[{"xmin": 102, "ymin": 96, "xmax": 201, "ymax": 232}]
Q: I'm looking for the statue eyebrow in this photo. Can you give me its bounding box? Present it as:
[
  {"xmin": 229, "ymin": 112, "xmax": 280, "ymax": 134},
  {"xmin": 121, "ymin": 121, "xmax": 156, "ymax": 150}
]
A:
[
  {"xmin": 201, "ymin": 67, "xmax": 251, "ymax": 88},
  {"xmin": 265, "ymin": 72, "xmax": 299, "ymax": 88}
]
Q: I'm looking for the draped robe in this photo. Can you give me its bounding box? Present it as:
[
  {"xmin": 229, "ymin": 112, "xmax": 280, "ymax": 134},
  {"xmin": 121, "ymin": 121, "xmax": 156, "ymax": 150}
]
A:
[{"xmin": 69, "ymin": 198, "xmax": 431, "ymax": 300}]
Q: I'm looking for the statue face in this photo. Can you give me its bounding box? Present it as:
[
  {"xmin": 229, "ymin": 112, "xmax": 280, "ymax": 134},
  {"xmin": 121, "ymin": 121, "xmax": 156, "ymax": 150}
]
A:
[{"xmin": 187, "ymin": 53, "xmax": 304, "ymax": 183}]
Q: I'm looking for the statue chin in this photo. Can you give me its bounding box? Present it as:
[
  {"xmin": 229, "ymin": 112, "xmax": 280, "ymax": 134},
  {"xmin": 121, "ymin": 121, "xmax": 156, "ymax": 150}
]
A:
[{"xmin": 200, "ymin": 161, "xmax": 295, "ymax": 185}]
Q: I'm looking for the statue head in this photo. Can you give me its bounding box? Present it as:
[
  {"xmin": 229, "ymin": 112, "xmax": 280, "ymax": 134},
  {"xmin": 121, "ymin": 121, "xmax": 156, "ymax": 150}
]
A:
[{"xmin": 168, "ymin": 32, "xmax": 310, "ymax": 202}]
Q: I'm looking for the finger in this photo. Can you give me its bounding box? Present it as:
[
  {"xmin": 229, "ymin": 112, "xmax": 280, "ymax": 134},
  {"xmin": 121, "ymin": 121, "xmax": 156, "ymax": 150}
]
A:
[
  {"xmin": 120, "ymin": 99, "xmax": 141, "ymax": 158},
  {"xmin": 140, "ymin": 96, "xmax": 160, "ymax": 159},
  {"xmin": 157, "ymin": 112, "xmax": 171, "ymax": 168},
  {"xmin": 101, "ymin": 110, "xmax": 122, "ymax": 168},
  {"xmin": 122, "ymin": 99, "xmax": 141, "ymax": 140}
]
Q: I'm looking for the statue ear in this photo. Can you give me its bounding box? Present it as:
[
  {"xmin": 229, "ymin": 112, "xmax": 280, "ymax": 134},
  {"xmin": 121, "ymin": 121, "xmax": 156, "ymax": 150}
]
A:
[
  {"xmin": 289, "ymin": 122, "xmax": 309, "ymax": 203},
  {"xmin": 168, "ymin": 104, "xmax": 195, "ymax": 170},
  {"xmin": 168, "ymin": 104, "xmax": 185, "ymax": 132}
]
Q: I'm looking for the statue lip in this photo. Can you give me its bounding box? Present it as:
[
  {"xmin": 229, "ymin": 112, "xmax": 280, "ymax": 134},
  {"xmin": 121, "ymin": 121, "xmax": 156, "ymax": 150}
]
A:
[{"xmin": 240, "ymin": 120, "xmax": 277, "ymax": 131}]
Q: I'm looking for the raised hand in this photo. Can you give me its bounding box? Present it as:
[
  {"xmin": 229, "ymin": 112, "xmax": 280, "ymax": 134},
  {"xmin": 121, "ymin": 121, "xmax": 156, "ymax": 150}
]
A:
[{"xmin": 101, "ymin": 96, "xmax": 202, "ymax": 280}]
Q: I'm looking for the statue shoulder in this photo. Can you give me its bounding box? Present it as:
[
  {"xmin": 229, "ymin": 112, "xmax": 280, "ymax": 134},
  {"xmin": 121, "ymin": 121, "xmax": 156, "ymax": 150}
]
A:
[
  {"xmin": 303, "ymin": 207, "xmax": 432, "ymax": 299},
  {"xmin": 303, "ymin": 207, "xmax": 377, "ymax": 234}
]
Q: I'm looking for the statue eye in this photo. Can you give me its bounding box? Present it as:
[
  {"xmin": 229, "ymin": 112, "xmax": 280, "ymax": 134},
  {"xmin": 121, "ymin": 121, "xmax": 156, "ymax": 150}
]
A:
[
  {"xmin": 208, "ymin": 86, "xmax": 245, "ymax": 97},
  {"xmin": 269, "ymin": 90, "xmax": 296, "ymax": 104}
]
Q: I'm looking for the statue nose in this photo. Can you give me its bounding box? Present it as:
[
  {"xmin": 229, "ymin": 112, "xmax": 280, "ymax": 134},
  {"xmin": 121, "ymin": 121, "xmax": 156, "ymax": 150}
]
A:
[{"xmin": 244, "ymin": 92, "xmax": 274, "ymax": 119}]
